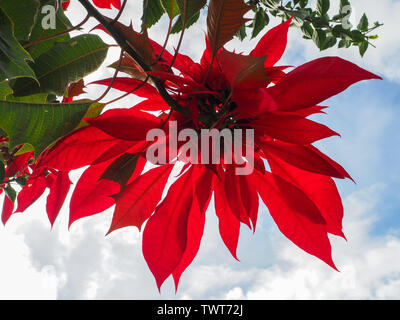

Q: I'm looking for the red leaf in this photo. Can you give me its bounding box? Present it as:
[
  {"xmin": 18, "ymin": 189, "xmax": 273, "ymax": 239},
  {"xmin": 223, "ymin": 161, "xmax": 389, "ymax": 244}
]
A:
[
  {"xmin": 232, "ymin": 88, "xmax": 278, "ymax": 118},
  {"xmin": 259, "ymin": 140, "xmax": 350, "ymax": 179},
  {"xmin": 2, "ymin": 194, "xmax": 14, "ymax": 225},
  {"xmin": 268, "ymin": 57, "xmax": 382, "ymax": 111},
  {"xmin": 172, "ymin": 165, "xmax": 214, "ymax": 289},
  {"xmin": 251, "ymin": 170, "xmax": 337, "ymax": 270},
  {"xmin": 214, "ymin": 168, "xmax": 240, "ymax": 260},
  {"xmin": 5, "ymin": 152, "xmax": 33, "ymax": 178},
  {"xmin": 207, "ymin": 0, "xmax": 253, "ymax": 56},
  {"xmin": 133, "ymin": 99, "xmax": 169, "ymax": 112},
  {"xmin": 107, "ymin": 164, "xmax": 174, "ymax": 234},
  {"xmin": 93, "ymin": 0, "xmax": 121, "ymax": 9},
  {"xmin": 86, "ymin": 108, "xmax": 161, "ymax": 141},
  {"xmin": 252, "ymin": 112, "xmax": 339, "ymax": 144},
  {"xmin": 224, "ymin": 165, "xmax": 251, "ymax": 228},
  {"xmin": 46, "ymin": 171, "xmax": 72, "ymax": 227},
  {"xmin": 69, "ymin": 160, "xmax": 120, "ymax": 228},
  {"xmin": 238, "ymin": 174, "xmax": 259, "ymax": 231},
  {"xmin": 218, "ymin": 49, "xmax": 269, "ymax": 89},
  {"xmin": 15, "ymin": 175, "xmax": 47, "ymax": 213},
  {"xmin": 142, "ymin": 167, "xmax": 195, "ymax": 290},
  {"xmin": 38, "ymin": 126, "xmax": 119, "ymax": 171},
  {"xmin": 268, "ymin": 156, "xmax": 345, "ymax": 238},
  {"xmin": 90, "ymin": 77, "xmax": 160, "ymax": 99},
  {"xmin": 250, "ymin": 18, "xmax": 292, "ymax": 66}
]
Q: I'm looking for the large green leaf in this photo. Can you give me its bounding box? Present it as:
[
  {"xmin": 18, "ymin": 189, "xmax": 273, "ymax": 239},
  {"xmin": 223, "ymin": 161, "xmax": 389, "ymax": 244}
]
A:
[
  {"xmin": 0, "ymin": 0, "xmax": 40, "ymax": 40},
  {"xmin": 27, "ymin": 0, "xmax": 72, "ymax": 59},
  {"xmin": 12, "ymin": 34, "xmax": 109, "ymax": 97},
  {"xmin": 0, "ymin": 99, "xmax": 91, "ymax": 157},
  {"xmin": 161, "ymin": 0, "xmax": 179, "ymax": 19},
  {"xmin": 0, "ymin": 8, "xmax": 36, "ymax": 82}
]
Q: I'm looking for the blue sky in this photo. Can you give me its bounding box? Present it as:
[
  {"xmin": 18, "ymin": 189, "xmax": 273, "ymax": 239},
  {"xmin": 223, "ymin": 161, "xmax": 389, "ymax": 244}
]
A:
[{"xmin": 0, "ymin": 0, "xmax": 400, "ymax": 299}]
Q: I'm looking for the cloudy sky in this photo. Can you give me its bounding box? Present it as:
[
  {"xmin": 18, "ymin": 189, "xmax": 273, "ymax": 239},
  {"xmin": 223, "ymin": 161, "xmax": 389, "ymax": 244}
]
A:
[{"xmin": 1, "ymin": 0, "xmax": 400, "ymax": 299}]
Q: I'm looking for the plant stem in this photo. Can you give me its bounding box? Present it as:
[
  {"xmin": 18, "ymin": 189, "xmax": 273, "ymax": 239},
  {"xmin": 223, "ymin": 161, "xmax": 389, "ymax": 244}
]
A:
[{"xmin": 76, "ymin": 0, "xmax": 191, "ymax": 118}]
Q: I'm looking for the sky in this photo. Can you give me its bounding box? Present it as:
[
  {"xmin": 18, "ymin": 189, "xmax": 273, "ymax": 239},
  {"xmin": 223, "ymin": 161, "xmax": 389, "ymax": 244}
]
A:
[{"xmin": 0, "ymin": 0, "xmax": 400, "ymax": 299}]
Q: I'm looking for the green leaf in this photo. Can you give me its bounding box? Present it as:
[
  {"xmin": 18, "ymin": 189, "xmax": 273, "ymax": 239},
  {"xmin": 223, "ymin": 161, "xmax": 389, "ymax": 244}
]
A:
[
  {"xmin": 317, "ymin": 0, "xmax": 330, "ymax": 16},
  {"xmin": 4, "ymin": 184, "xmax": 16, "ymax": 202},
  {"xmin": 176, "ymin": 0, "xmax": 206, "ymax": 22},
  {"xmin": 0, "ymin": 8, "xmax": 37, "ymax": 82},
  {"xmin": 160, "ymin": 0, "xmax": 180, "ymax": 19},
  {"xmin": 236, "ymin": 23, "xmax": 247, "ymax": 41},
  {"xmin": 27, "ymin": 0, "xmax": 73, "ymax": 59},
  {"xmin": 12, "ymin": 34, "xmax": 109, "ymax": 97},
  {"xmin": 312, "ymin": 28, "xmax": 326, "ymax": 50},
  {"xmin": 251, "ymin": 8, "xmax": 267, "ymax": 39},
  {"xmin": 0, "ymin": 161, "xmax": 5, "ymax": 184},
  {"xmin": 357, "ymin": 13, "xmax": 369, "ymax": 32},
  {"xmin": 0, "ymin": 99, "xmax": 91, "ymax": 157},
  {"xmin": 142, "ymin": 0, "xmax": 165, "ymax": 30},
  {"xmin": 171, "ymin": 10, "xmax": 200, "ymax": 34},
  {"xmin": 351, "ymin": 29, "xmax": 364, "ymax": 42},
  {"xmin": 0, "ymin": 0, "xmax": 40, "ymax": 40},
  {"xmin": 323, "ymin": 36, "xmax": 337, "ymax": 49},
  {"xmin": 0, "ymin": 81, "xmax": 12, "ymax": 100},
  {"xmin": 301, "ymin": 22, "xmax": 314, "ymax": 39},
  {"xmin": 359, "ymin": 40, "xmax": 369, "ymax": 57}
]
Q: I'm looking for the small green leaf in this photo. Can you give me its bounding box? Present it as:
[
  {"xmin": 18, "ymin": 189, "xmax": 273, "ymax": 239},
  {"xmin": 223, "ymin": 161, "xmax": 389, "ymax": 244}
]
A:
[
  {"xmin": 301, "ymin": 22, "xmax": 314, "ymax": 39},
  {"xmin": 357, "ymin": 13, "xmax": 369, "ymax": 32},
  {"xmin": 312, "ymin": 28, "xmax": 326, "ymax": 50},
  {"xmin": 252, "ymin": 8, "xmax": 267, "ymax": 39},
  {"xmin": 0, "ymin": 161, "xmax": 5, "ymax": 184},
  {"xmin": 236, "ymin": 23, "xmax": 247, "ymax": 41},
  {"xmin": 317, "ymin": 0, "xmax": 330, "ymax": 16},
  {"xmin": 4, "ymin": 184, "xmax": 16, "ymax": 202},
  {"xmin": 351, "ymin": 29, "xmax": 365, "ymax": 42},
  {"xmin": 359, "ymin": 40, "xmax": 369, "ymax": 57}
]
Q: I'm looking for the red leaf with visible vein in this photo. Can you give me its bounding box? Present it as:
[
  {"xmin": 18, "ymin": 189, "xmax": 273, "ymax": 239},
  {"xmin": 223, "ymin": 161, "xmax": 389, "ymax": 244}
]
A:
[
  {"xmin": 268, "ymin": 57, "xmax": 382, "ymax": 111},
  {"xmin": 143, "ymin": 167, "xmax": 195, "ymax": 290},
  {"xmin": 172, "ymin": 165, "xmax": 214, "ymax": 289},
  {"xmin": 5, "ymin": 152, "xmax": 32, "ymax": 178},
  {"xmin": 218, "ymin": 49, "xmax": 269, "ymax": 89},
  {"xmin": 268, "ymin": 156, "xmax": 345, "ymax": 238},
  {"xmin": 90, "ymin": 78, "xmax": 160, "ymax": 99},
  {"xmin": 108, "ymin": 164, "xmax": 174, "ymax": 234},
  {"xmin": 214, "ymin": 167, "xmax": 240, "ymax": 260},
  {"xmin": 251, "ymin": 170, "xmax": 337, "ymax": 270},
  {"xmin": 250, "ymin": 18, "xmax": 292, "ymax": 66},
  {"xmin": 38, "ymin": 126, "xmax": 118, "ymax": 171},
  {"xmin": 207, "ymin": 0, "xmax": 253, "ymax": 56},
  {"xmin": 86, "ymin": 108, "xmax": 161, "ymax": 141},
  {"xmin": 259, "ymin": 140, "xmax": 349, "ymax": 179},
  {"xmin": 2, "ymin": 194, "xmax": 14, "ymax": 225},
  {"xmin": 252, "ymin": 112, "xmax": 339, "ymax": 144},
  {"xmin": 46, "ymin": 171, "xmax": 71, "ymax": 227},
  {"xmin": 69, "ymin": 160, "xmax": 120, "ymax": 228}
]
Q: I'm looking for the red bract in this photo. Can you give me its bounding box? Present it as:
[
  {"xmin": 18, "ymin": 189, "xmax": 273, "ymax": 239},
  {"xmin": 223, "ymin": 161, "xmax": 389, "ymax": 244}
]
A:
[
  {"xmin": 22, "ymin": 19, "xmax": 381, "ymax": 291},
  {"xmin": 61, "ymin": 0, "xmax": 121, "ymax": 10}
]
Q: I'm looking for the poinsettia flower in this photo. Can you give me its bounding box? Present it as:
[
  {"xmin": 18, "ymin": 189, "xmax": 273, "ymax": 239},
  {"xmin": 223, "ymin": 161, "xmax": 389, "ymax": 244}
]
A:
[{"xmin": 27, "ymin": 19, "xmax": 381, "ymax": 291}]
